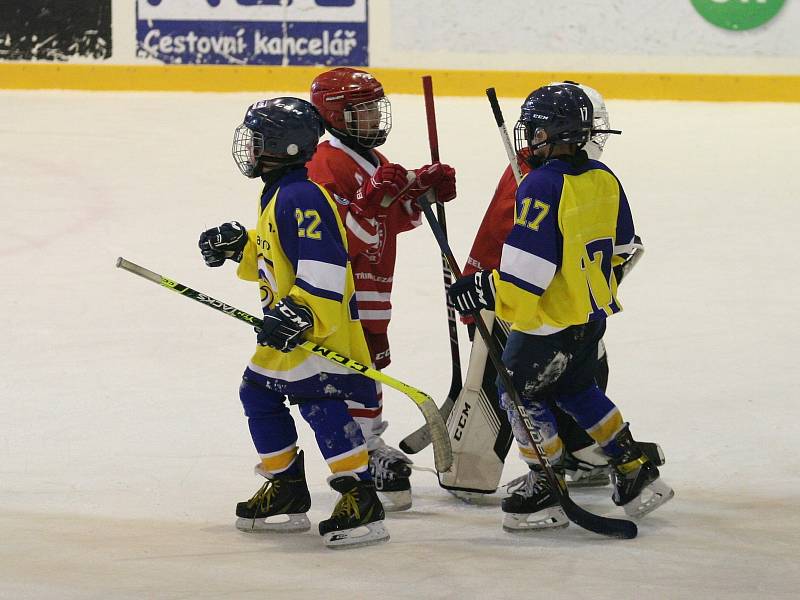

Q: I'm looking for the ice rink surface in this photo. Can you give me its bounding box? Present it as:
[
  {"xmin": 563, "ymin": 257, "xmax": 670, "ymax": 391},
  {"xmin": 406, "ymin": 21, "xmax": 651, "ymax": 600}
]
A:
[{"xmin": 1, "ymin": 89, "xmax": 798, "ymax": 599}]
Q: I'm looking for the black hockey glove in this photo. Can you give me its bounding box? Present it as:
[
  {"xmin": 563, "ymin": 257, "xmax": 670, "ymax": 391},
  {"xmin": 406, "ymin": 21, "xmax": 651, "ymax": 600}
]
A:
[
  {"xmin": 448, "ymin": 271, "xmax": 495, "ymax": 315},
  {"xmin": 198, "ymin": 221, "xmax": 248, "ymax": 267},
  {"xmin": 257, "ymin": 297, "xmax": 314, "ymax": 352}
]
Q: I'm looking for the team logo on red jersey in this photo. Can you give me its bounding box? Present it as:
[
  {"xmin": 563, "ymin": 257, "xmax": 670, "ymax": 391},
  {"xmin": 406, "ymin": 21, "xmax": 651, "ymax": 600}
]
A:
[{"xmin": 364, "ymin": 217, "xmax": 387, "ymax": 263}]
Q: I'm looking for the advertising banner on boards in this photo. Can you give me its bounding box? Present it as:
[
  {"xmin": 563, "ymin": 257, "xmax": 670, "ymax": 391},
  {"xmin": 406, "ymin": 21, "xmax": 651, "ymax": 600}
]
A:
[{"xmin": 136, "ymin": 0, "xmax": 368, "ymax": 66}]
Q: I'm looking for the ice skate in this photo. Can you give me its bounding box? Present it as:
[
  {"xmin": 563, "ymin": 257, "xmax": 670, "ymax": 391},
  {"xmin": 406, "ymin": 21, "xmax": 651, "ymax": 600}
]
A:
[
  {"xmin": 319, "ymin": 475, "xmax": 390, "ymax": 549},
  {"xmin": 501, "ymin": 469, "xmax": 568, "ymax": 532},
  {"xmin": 562, "ymin": 440, "xmax": 665, "ymax": 488},
  {"xmin": 235, "ymin": 451, "xmax": 311, "ymax": 533},
  {"xmin": 610, "ymin": 427, "xmax": 674, "ymax": 518},
  {"xmin": 562, "ymin": 444, "xmax": 611, "ymax": 488},
  {"xmin": 369, "ymin": 444, "xmax": 412, "ymax": 512},
  {"xmin": 639, "ymin": 440, "xmax": 666, "ymax": 466}
]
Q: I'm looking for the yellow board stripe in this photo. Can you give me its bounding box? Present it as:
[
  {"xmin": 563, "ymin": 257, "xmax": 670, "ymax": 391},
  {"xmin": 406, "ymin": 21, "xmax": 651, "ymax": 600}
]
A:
[{"xmin": 1, "ymin": 63, "xmax": 799, "ymax": 102}]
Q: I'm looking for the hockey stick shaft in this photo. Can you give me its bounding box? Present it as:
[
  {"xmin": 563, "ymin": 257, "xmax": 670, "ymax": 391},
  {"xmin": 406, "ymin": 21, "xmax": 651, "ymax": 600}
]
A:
[
  {"xmin": 116, "ymin": 257, "xmax": 453, "ymax": 472},
  {"xmin": 416, "ymin": 204, "xmax": 637, "ymax": 539},
  {"xmin": 486, "ymin": 87, "xmax": 524, "ymax": 186},
  {"xmin": 423, "ymin": 75, "xmax": 462, "ymax": 399},
  {"xmin": 399, "ymin": 76, "xmax": 462, "ymax": 455}
]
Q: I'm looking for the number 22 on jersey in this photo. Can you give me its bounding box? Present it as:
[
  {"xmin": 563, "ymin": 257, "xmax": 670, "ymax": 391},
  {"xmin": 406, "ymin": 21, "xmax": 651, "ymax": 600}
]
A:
[{"xmin": 295, "ymin": 208, "xmax": 322, "ymax": 239}]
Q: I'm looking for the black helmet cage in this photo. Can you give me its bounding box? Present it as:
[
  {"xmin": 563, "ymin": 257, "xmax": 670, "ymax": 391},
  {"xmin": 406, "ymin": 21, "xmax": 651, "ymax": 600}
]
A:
[
  {"xmin": 232, "ymin": 98, "xmax": 324, "ymax": 178},
  {"xmin": 513, "ymin": 85, "xmax": 594, "ymax": 156}
]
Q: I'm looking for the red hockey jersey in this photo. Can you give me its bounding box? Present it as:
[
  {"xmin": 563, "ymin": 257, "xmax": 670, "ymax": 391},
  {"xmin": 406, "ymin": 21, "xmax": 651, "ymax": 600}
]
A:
[
  {"xmin": 464, "ymin": 157, "xmax": 531, "ymax": 276},
  {"xmin": 306, "ymin": 137, "xmax": 422, "ymax": 345}
]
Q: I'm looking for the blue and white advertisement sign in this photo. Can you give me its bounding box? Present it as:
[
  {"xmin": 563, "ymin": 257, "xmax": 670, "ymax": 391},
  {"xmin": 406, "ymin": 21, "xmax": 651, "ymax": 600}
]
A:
[{"xmin": 136, "ymin": 0, "xmax": 368, "ymax": 66}]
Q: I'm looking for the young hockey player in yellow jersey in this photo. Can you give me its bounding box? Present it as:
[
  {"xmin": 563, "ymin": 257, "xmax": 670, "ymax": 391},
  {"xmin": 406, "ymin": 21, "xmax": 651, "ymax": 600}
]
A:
[
  {"xmin": 448, "ymin": 84, "xmax": 673, "ymax": 531},
  {"xmin": 198, "ymin": 97, "xmax": 388, "ymax": 548}
]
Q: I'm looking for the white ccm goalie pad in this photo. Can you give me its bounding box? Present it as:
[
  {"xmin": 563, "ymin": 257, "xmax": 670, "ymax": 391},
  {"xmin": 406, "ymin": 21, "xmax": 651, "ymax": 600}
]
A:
[{"xmin": 438, "ymin": 311, "xmax": 513, "ymax": 494}]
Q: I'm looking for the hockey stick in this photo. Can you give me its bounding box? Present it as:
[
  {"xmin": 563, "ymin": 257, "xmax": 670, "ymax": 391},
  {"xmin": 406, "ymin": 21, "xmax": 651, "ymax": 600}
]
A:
[
  {"xmin": 116, "ymin": 257, "xmax": 453, "ymax": 473},
  {"xmin": 398, "ymin": 75, "xmax": 462, "ymax": 455},
  {"xmin": 435, "ymin": 88, "xmax": 527, "ymax": 487},
  {"xmin": 415, "ymin": 205, "xmax": 637, "ymax": 539},
  {"xmin": 486, "ymin": 87, "xmax": 524, "ymax": 185}
]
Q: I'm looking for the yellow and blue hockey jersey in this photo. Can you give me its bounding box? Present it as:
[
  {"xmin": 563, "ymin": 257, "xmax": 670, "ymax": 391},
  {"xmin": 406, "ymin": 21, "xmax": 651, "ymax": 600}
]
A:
[
  {"xmin": 492, "ymin": 157, "xmax": 639, "ymax": 335},
  {"xmin": 237, "ymin": 167, "xmax": 374, "ymax": 399}
]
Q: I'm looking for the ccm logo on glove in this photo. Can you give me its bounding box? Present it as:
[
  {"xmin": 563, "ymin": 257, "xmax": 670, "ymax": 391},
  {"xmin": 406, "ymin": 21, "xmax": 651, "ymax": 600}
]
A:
[{"xmin": 447, "ymin": 271, "xmax": 496, "ymax": 315}]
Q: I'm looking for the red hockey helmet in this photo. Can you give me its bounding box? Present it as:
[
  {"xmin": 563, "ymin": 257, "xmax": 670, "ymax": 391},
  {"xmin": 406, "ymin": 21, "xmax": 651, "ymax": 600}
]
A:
[{"xmin": 310, "ymin": 67, "xmax": 392, "ymax": 148}]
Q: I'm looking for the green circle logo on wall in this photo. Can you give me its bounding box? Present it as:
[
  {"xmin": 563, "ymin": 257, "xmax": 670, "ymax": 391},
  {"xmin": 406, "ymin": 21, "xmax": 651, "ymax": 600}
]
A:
[{"xmin": 691, "ymin": 0, "xmax": 786, "ymax": 31}]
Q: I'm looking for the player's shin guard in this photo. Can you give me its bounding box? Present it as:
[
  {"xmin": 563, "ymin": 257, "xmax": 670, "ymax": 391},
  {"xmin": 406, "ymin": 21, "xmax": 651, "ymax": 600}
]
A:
[
  {"xmin": 319, "ymin": 475, "xmax": 390, "ymax": 549},
  {"xmin": 235, "ymin": 451, "xmax": 311, "ymax": 533}
]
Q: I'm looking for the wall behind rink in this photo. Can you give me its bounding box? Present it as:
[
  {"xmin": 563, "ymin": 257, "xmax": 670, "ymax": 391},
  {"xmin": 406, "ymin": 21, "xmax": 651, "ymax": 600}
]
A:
[{"xmin": 1, "ymin": 0, "xmax": 799, "ymax": 101}]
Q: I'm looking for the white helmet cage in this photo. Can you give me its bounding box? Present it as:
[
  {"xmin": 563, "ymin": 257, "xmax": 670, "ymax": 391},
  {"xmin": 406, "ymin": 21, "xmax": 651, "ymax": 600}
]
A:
[{"xmin": 343, "ymin": 97, "xmax": 392, "ymax": 148}]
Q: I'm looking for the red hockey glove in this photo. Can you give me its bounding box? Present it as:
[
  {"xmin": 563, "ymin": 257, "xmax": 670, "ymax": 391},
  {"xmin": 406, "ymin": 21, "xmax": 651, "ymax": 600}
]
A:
[
  {"xmin": 410, "ymin": 162, "xmax": 457, "ymax": 203},
  {"xmin": 353, "ymin": 163, "xmax": 409, "ymax": 218}
]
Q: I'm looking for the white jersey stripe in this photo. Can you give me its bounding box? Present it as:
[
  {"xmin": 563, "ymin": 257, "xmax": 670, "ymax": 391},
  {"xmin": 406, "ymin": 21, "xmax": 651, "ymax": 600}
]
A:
[
  {"xmin": 247, "ymin": 353, "xmax": 352, "ymax": 382},
  {"xmin": 358, "ymin": 309, "xmax": 392, "ymax": 320},
  {"xmin": 500, "ymin": 244, "xmax": 557, "ymax": 291},
  {"xmin": 345, "ymin": 212, "xmax": 379, "ymax": 246},
  {"xmin": 356, "ymin": 290, "xmax": 392, "ymax": 302},
  {"xmin": 296, "ymin": 259, "xmax": 346, "ymax": 297},
  {"xmin": 329, "ymin": 136, "xmax": 377, "ymax": 176},
  {"xmin": 518, "ymin": 323, "xmax": 566, "ymax": 336}
]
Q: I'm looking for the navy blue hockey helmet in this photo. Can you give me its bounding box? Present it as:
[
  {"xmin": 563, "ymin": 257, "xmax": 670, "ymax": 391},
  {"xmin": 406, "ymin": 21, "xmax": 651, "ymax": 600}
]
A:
[
  {"xmin": 513, "ymin": 84, "xmax": 594, "ymax": 155},
  {"xmin": 232, "ymin": 97, "xmax": 325, "ymax": 178}
]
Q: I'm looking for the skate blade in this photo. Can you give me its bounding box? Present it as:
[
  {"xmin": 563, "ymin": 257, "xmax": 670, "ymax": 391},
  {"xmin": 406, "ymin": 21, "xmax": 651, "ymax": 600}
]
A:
[
  {"xmin": 566, "ymin": 471, "xmax": 610, "ymax": 488},
  {"xmin": 502, "ymin": 507, "xmax": 569, "ymax": 532},
  {"xmin": 448, "ymin": 490, "xmax": 493, "ymax": 504},
  {"xmin": 378, "ymin": 490, "xmax": 412, "ymax": 512},
  {"xmin": 624, "ymin": 478, "xmax": 675, "ymax": 519},
  {"xmin": 323, "ymin": 521, "xmax": 390, "ymax": 549},
  {"xmin": 235, "ymin": 513, "xmax": 311, "ymax": 533}
]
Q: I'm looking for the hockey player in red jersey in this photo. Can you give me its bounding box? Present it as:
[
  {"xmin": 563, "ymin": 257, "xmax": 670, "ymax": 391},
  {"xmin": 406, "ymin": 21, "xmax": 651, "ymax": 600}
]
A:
[{"xmin": 308, "ymin": 67, "xmax": 457, "ymax": 511}]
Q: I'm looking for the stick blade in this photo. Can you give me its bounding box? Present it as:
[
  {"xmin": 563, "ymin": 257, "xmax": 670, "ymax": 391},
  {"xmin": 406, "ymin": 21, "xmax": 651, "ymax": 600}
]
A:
[
  {"xmin": 399, "ymin": 396, "xmax": 455, "ymax": 455},
  {"xmin": 561, "ymin": 493, "xmax": 638, "ymax": 539},
  {"xmin": 417, "ymin": 394, "xmax": 453, "ymax": 472}
]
